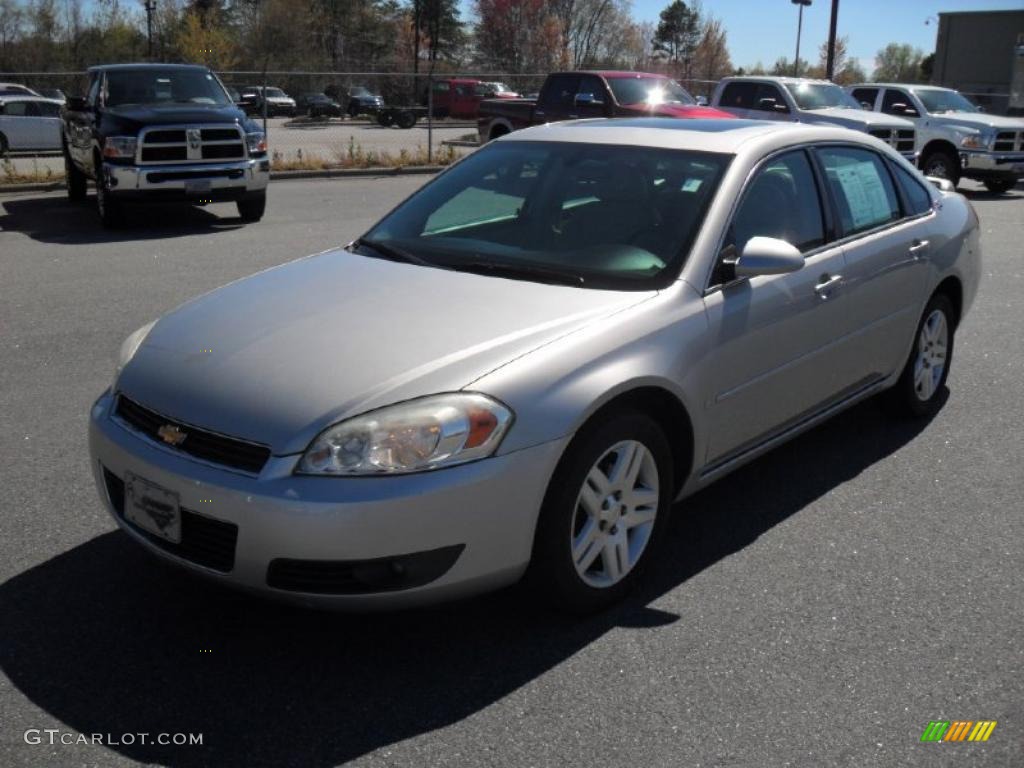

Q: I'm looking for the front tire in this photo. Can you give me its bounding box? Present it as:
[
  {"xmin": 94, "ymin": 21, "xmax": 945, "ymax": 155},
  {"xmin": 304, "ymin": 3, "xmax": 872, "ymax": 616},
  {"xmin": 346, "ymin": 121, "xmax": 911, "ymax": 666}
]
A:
[
  {"xmin": 95, "ymin": 163, "xmax": 122, "ymax": 228},
  {"xmin": 528, "ymin": 411, "xmax": 673, "ymax": 613},
  {"xmin": 921, "ymin": 149, "xmax": 960, "ymax": 188},
  {"xmin": 889, "ymin": 293, "xmax": 955, "ymax": 417},
  {"xmin": 64, "ymin": 149, "xmax": 87, "ymax": 201},
  {"xmin": 237, "ymin": 191, "xmax": 266, "ymax": 222},
  {"xmin": 983, "ymin": 177, "xmax": 1017, "ymax": 195}
]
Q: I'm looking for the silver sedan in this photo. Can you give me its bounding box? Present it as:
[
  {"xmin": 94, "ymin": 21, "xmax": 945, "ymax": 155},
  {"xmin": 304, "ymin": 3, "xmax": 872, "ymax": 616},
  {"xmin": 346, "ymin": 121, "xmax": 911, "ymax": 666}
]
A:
[{"xmin": 88, "ymin": 118, "xmax": 981, "ymax": 612}]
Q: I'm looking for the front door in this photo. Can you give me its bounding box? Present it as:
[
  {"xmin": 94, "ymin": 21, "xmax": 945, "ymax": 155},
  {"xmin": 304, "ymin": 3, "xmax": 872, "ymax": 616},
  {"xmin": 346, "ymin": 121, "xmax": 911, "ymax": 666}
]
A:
[{"xmin": 699, "ymin": 149, "xmax": 859, "ymax": 466}]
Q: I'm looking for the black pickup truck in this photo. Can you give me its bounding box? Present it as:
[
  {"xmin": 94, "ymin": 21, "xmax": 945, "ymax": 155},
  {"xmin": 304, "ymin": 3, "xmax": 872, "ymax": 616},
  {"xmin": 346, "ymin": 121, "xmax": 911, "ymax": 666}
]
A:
[{"xmin": 63, "ymin": 63, "xmax": 270, "ymax": 227}]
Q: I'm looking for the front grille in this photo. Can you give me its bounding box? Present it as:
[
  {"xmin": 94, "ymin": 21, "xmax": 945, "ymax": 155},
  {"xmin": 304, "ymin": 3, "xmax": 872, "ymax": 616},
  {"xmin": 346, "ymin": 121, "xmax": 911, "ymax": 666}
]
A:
[
  {"xmin": 994, "ymin": 131, "xmax": 1020, "ymax": 152},
  {"xmin": 869, "ymin": 128, "xmax": 915, "ymax": 154},
  {"xmin": 267, "ymin": 545, "xmax": 465, "ymax": 595},
  {"xmin": 103, "ymin": 467, "xmax": 238, "ymax": 572},
  {"xmin": 114, "ymin": 395, "xmax": 271, "ymax": 475},
  {"xmin": 145, "ymin": 169, "xmax": 245, "ymax": 184},
  {"xmin": 137, "ymin": 124, "xmax": 245, "ymax": 165}
]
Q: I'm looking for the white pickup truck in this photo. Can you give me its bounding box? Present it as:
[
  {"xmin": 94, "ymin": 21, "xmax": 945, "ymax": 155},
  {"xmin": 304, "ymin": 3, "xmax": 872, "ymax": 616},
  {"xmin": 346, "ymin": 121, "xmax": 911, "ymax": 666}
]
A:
[
  {"xmin": 711, "ymin": 76, "xmax": 917, "ymax": 161},
  {"xmin": 848, "ymin": 83, "xmax": 1024, "ymax": 194}
]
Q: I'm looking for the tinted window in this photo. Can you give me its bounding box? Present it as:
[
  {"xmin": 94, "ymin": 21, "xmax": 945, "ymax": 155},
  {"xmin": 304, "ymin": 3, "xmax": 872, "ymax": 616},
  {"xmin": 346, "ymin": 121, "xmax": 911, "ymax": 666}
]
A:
[
  {"xmin": 753, "ymin": 83, "xmax": 788, "ymax": 113},
  {"xmin": 538, "ymin": 75, "xmax": 581, "ymax": 111},
  {"xmin": 104, "ymin": 68, "xmax": 231, "ymax": 107},
  {"xmin": 850, "ymin": 87, "xmax": 878, "ymax": 109},
  {"xmin": 818, "ymin": 147, "xmax": 901, "ymax": 235},
  {"xmin": 889, "ymin": 162, "xmax": 933, "ymax": 216},
  {"xmin": 577, "ymin": 75, "xmax": 606, "ymax": 103},
  {"xmin": 881, "ymin": 89, "xmax": 916, "ymax": 116},
  {"xmin": 37, "ymin": 101, "xmax": 61, "ymax": 117},
  {"xmin": 2, "ymin": 101, "xmax": 39, "ymax": 116},
  {"xmin": 365, "ymin": 141, "xmax": 730, "ymax": 290},
  {"xmin": 720, "ymin": 82, "xmax": 757, "ymax": 109},
  {"xmin": 87, "ymin": 76, "xmax": 101, "ymax": 107},
  {"xmin": 731, "ymin": 150, "xmax": 824, "ymax": 255}
]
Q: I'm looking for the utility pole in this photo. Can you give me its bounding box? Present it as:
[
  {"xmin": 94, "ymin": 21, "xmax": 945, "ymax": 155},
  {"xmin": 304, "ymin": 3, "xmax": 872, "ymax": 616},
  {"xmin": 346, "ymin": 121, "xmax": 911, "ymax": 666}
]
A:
[
  {"xmin": 144, "ymin": 0, "xmax": 156, "ymax": 60},
  {"xmin": 825, "ymin": 0, "xmax": 840, "ymax": 80},
  {"xmin": 791, "ymin": 0, "xmax": 812, "ymax": 77}
]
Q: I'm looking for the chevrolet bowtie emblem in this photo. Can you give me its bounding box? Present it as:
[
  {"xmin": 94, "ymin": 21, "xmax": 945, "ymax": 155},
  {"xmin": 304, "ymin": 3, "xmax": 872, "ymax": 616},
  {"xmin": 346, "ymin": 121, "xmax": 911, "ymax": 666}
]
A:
[{"xmin": 157, "ymin": 424, "xmax": 187, "ymax": 446}]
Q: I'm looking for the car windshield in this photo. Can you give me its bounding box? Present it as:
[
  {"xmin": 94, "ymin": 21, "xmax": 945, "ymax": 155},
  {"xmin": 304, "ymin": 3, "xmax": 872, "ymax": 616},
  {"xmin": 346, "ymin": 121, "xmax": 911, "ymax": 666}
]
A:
[
  {"xmin": 360, "ymin": 141, "xmax": 730, "ymax": 290},
  {"xmin": 265, "ymin": 88, "xmax": 286, "ymax": 98},
  {"xmin": 608, "ymin": 78, "xmax": 696, "ymax": 106},
  {"xmin": 350, "ymin": 87, "xmax": 371, "ymax": 97},
  {"xmin": 785, "ymin": 82, "xmax": 860, "ymax": 110},
  {"xmin": 913, "ymin": 88, "xmax": 980, "ymax": 114},
  {"xmin": 104, "ymin": 68, "xmax": 231, "ymax": 107}
]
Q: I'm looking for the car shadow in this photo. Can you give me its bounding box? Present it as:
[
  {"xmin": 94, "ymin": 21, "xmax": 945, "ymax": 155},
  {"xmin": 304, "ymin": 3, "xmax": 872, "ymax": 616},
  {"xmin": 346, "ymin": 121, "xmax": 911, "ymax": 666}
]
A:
[
  {"xmin": 0, "ymin": 393, "xmax": 942, "ymax": 767},
  {"xmin": 0, "ymin": 194, "xmax": 246, "ymax": 244}
]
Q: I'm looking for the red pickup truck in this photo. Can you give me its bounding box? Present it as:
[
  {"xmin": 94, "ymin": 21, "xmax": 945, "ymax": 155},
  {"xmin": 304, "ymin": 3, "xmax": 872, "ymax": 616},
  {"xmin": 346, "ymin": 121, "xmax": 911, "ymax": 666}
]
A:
[
  {"xmin": 478, "ymin": 70, "xmax": 733, "ymax": 143},
  {"xmin": 430, "ymin": 78, "xmax": 520, "ymax": 120}
]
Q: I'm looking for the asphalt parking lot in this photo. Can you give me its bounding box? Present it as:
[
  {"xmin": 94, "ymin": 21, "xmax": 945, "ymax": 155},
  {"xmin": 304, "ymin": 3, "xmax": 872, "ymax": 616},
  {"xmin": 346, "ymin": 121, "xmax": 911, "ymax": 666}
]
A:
[{"xmin": 0, "ymin": 177, "xmax": 1021, "ymax": 768}]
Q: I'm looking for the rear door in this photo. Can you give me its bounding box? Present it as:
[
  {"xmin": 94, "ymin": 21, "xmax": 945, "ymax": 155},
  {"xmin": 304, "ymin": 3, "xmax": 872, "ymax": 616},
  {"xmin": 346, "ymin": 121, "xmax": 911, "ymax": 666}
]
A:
[
  {"xmin": 815, "ymin": 145, "xmax": 933, "ymax": 378},
  {"xmin": 700, "ymin": 148, "xmax": 858, "ymax": 467}
]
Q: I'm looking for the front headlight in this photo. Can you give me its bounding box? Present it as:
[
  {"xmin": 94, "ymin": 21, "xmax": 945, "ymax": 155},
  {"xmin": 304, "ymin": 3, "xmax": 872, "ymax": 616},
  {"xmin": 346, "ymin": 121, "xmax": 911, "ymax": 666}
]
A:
[
  {"xmin": 114, "ymin": 320, "xmax": 156, "ymax": 386},
  {"xmin": 297, "ymin": 393, "xmax": 513, "ymax": 476},
  {"xmin": 246, "ymin": 131, "xmax": 267, "ymax": 154},
  {"xmin": 960, "ymin": 133, "xmax": 989, "ymax": 150},
  {"xmin": 102, "ymin": 136, "xmax": 137, "ymax": 159}
]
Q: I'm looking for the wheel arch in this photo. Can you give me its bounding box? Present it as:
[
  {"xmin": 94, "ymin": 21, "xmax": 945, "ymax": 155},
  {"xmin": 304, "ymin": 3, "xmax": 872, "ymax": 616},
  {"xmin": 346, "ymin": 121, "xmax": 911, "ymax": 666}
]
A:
[
  {"xmin": 919, "ymin": 139, "xmax": 958, "ymax": 168},
  {"xmin": 487, "ymin": 120, "xmax": 512, "ymax": 142},
  {"xmin": 933, "ymin": 274, "xmax": 963, "ymax": 328}
]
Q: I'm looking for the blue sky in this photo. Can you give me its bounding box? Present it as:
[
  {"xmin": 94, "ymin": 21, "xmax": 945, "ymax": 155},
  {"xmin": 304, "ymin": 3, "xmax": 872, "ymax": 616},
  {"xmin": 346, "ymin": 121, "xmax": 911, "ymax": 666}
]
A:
[{"xmin": 461, "ymin": 0, "xmax": 1024, "ymax": 72}]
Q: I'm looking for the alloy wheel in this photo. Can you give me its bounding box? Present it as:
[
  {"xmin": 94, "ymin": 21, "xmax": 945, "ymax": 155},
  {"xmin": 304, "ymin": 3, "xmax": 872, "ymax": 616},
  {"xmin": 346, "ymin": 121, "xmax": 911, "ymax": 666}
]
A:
[
  {"xmin": 571, "ymin": 440, "xmax": 659, "ymax": 588},
  {"xmin": 913, "ymin": 309, "xmax": 948, "ymax": 401}
]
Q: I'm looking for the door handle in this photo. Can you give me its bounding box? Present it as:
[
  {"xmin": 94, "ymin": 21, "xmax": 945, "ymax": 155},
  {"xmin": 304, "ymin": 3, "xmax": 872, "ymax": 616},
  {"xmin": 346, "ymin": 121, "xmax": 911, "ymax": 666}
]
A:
[
  {"xmin": 814, "ymin": 273, "xmax": 843, "ymax": 299},
  {"xmin": 909, "ymin": 239, "xmax": 930, "ymax": 258}
]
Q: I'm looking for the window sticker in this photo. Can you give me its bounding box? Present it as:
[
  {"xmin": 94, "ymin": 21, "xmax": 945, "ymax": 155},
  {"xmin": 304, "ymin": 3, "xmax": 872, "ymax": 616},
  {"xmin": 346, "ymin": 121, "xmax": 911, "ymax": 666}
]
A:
[{"xmin": 834, "ymin": 161, "xmax": 891, "ymax": 230}]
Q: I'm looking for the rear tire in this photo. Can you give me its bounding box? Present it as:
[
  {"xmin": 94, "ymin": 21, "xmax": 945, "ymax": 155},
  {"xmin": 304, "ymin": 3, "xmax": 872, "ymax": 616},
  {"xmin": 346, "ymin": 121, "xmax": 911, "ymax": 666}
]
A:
[
  {"xmin": 237, "ymin": 191, "xmax": 266, "ymax": 222},
  {"xmin": 527, "ymin": 410, "xmax": 673, "ymax": 614},
  {"xmin": 377, "ymin": 110, "xmax": 394, "ymax": 127},
  {"xmin": 64, "ymin": 148, "xmax": 87, "ymax": 201},
  {"xmin": 983, "ymin": 177, "xmax": 1016, "ymax": 194},
  {"xmin": 396, "ymin": 111, "xmax": 417, "ymax": 129},
  {"xmin": 888, "ymin": 293, "xmax": 955, "ymax": 417},
  {"xmin": 921, "ymin": 149, "xmax": 960, "ymax": 188}
]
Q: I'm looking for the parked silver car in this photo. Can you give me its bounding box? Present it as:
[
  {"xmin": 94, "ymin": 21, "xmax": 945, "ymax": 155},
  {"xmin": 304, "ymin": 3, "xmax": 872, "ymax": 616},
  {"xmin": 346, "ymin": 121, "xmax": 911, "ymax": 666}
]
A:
[
  {"xmin": 89, "ymin": 119, "xmax": 981, "ymax": 612},
  {"xmin": 0, "ymin": 96, "xmax": 63, "ymax": 154}
]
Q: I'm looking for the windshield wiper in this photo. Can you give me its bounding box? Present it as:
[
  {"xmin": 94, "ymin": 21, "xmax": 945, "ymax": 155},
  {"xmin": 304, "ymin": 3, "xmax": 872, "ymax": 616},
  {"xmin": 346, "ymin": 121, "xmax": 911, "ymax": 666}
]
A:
[
  {"xmin": 454, "ymin": 261, "xmax": 585, "ymax": 287},
  {"xmin": 351, "ymin": 237, "xmax": 441, "ymax": 269}
]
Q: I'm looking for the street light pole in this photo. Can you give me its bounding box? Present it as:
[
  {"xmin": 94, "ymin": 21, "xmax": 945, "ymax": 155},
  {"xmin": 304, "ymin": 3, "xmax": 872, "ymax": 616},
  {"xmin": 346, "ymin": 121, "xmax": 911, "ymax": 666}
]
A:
[
  {"xmin": 144, "ymin": 0, "xmax": 156, "ymax": 60},
  {"xmin": 792, "ymin": 0, "xmax": 812, "ymax": 77},
  {"xmin": 825, "ymin": 0, "xmax": 840, "ymax": 80}
]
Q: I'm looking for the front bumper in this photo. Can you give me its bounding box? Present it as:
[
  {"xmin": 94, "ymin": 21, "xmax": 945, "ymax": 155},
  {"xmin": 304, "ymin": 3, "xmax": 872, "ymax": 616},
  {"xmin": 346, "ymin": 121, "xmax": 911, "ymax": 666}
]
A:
[
  {"xmin": 959, "ymin": 149, "xmax": 1024, "ymax": 179},
  {"xmin": 104, "ymin": 157, "xmax": 269, "ymax": 201},
  {"xmin": 88, "ymin": 390, "xmax": 565, "ymax": 609}
]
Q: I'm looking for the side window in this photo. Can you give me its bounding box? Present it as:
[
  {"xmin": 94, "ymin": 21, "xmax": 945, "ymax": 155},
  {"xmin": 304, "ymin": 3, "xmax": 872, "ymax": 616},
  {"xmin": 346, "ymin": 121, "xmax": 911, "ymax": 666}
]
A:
[
  {"xmin": 889, "ymin": 161, "xmax": 934, "ymax": 216},
  {"xmin": 818, "ymin": 146, "xmax": 901, "ymax": 236},
  {"xmin": 720, "ymin": 82, "xmax": 756, "ymax": 109},
  {"xmin": 3, "ymin": 101, "xmax": 35, "ymax": 116},
  {"xmin": 731, "ymin": 150, "xmax": 825, "ymax": 255},
  {"xmin": 851, "ymin": 87, "xmax": 878, "ymax": 110},
  {"xmin": 538, "ymin": 74, "xmax": 581, "ymax": 111},
  {"xmin": 87, "ymin": 75, "xmax": 101, "ymax": 107},
  {"xmin": 881, "ymin": 89, "xmax": 917, "ymax": 117},
  {"xmin": 577, "ymin": 75, "xmax": 606, "ymax": 103},
  {"xmin": 754, "ymin": 83, "xmax": 788, "ymax": 113},
  {"xmin": 37, "ymin": 101, "xmax": 61, "ymax": 117}
]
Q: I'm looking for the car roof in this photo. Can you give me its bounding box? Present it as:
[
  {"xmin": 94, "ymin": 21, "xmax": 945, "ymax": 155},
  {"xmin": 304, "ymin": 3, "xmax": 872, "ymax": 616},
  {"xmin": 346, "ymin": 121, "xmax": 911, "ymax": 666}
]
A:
[
  {"xmin": 719, "ymin": 75, "xmax": 836, "ymax": 86},
  {"xmin": 848, "ymin": 82, "xmax": 955, "ymax": 91},
  {"xmin": 501, "ymin": 117, "xmax": 885, "ymax": 156},
  {"xmin": 573, "ymin": 71, "xmax": 670, "ymax": 80},
  {"xmin": 0, "ymin": 95, "xmax": 64, "ymax": 105},
  {"xmin": 87, "ymin": 63, "xmax": 210, "ymax": 72}
]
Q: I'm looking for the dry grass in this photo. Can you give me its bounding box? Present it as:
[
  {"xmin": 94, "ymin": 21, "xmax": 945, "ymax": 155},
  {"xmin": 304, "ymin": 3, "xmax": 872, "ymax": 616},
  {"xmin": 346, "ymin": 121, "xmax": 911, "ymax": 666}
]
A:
[
  {"xmin": 271, "ymin": 138, "xmax": 459, "ymax": 171},
  {"xmin": 1, "ymin": 158, "xmax": 63, "ymax": 184}
]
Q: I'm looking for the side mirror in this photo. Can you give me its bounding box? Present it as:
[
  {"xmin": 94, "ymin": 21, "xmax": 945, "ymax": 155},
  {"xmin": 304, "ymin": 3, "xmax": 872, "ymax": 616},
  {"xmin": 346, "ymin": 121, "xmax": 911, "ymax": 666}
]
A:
[
  {"xmin": 695, "ymin": 95, "xmax": 708, "ymax": 106},
  {"xmin": 926, "ymin": 175, "xmax": 955, "ymax": 193},
  {"xmin": 66, "ymin": 96, "xmax": 88, "ymax": 112},
  {"xmin": 734, "ymin": 237, "xmax": 804, "ymax": 277},
  {"xmin": 574, "ymin": 92, "xmax": 603, "ymax": 107}
]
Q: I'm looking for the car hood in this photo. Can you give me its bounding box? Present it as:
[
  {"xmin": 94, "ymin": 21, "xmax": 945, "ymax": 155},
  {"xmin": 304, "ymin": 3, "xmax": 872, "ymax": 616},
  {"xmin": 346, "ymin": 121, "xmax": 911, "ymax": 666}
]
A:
[
  {"xmin": 805, "ymin": 107, "xmax": 914, "ymax": 129},
  {"xmin": 103, "ymin": 103, "xmax": 246, "ymax": 126},
  {"xmin": 926, "ymin": 112, "xmax": 1024, "ymax": 132},
  {"xmin": 118, "ymin": 249, "xmax": 655, "ymax": 455}
]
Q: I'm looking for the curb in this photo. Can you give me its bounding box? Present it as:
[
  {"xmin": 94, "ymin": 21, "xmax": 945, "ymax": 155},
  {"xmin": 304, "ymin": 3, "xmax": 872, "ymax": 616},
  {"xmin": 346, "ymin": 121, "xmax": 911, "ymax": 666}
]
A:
[{"xmin": 0, "ymin": 165, "xmax": 447, "ymax": 195}]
